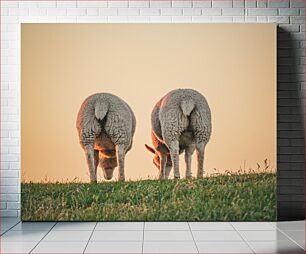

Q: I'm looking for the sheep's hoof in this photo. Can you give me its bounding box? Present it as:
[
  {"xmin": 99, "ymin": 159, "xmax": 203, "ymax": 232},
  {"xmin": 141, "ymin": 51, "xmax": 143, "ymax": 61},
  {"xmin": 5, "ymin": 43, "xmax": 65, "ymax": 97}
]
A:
[
  {"xmin": 118, "ymin": 177, "xmax": 125, "ymax": 182},
  {"xmin": 90, "ymin": 180, "xmax": 97, "ymax": 184},
  {"xmin": 174, "ymin": 175, "xmax": 180, "ymax": 179}
]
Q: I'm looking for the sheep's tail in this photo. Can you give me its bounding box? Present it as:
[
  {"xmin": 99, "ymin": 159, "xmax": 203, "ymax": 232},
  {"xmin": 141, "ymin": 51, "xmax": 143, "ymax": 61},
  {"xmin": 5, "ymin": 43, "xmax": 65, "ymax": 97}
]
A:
[
  {"xmin": 180, "ymin": 99, "xmax": 195, "ymax": 116},
  {"xmin": 94, "ymin": 100, "xmax": 109, "ymax": 120}
]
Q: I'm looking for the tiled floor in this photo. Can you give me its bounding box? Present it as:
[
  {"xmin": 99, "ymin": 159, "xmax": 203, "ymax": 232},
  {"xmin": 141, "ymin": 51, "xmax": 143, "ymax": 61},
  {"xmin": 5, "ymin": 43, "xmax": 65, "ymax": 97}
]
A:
[{"xmin": 0, "ymin": 219, "xmax": 304, "ymax": 253}]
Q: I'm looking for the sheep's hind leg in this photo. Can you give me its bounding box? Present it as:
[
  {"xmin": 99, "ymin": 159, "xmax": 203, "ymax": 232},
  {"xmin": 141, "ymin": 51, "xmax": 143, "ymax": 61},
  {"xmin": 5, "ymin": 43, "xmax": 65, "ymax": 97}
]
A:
[
  {"xmin": 84, "ymin": 145, "xmax": 97, "ymax": 183},
  {"xmin": 168, "ymin": 140, "xmax": 180, "ymax": 179},
  {"xmin": 185, "ymin": 146, "xmax": 195, "ymax": 178},
  {"xmin": 94, "ymin": 150, "xmax": 99, "ymax": 177},
  {"xmin": 196, "ymin": 142, "xmax": 205, "ymax": 177},
  {"xmin": 165, "ymin": 166, "xmax": 172, "ymax": 179},
  {"xmin": 116, "ymin": 144, "xmax": 125, "ymax": 181}
]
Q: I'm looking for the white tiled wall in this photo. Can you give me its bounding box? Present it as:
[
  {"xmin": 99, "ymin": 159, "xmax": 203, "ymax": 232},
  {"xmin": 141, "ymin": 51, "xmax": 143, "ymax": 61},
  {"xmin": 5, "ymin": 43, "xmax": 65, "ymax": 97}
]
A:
[{"xmin": 1, "ymin": 0, "xmax": 305, "ymax": 217}]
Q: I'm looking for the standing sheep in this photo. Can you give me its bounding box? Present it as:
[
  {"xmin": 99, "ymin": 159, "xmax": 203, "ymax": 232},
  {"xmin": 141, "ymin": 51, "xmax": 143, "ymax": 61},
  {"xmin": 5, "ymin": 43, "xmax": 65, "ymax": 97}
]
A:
[
  {"xmin": 76, "ymin": 93, "xmax": 136, "ymax": 182},
  {"xmin": 145, "ymin": 88, "xmax": 211, "ymax": 179}
]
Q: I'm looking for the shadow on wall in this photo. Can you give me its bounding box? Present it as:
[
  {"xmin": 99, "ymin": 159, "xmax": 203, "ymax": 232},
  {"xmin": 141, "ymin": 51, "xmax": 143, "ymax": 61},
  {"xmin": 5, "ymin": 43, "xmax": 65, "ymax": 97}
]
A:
[{"xmin": 277, "ymin": 27, "xmax": 305, "ymax": 220}]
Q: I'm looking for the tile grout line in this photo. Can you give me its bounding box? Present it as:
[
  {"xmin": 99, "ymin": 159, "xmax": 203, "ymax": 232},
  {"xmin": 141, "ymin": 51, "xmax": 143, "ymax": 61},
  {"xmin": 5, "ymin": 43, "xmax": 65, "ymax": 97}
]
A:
[
  {"xmin": 269, "ymin": 222, "xmax": 277, "ymax": 229},
  {"xmin": 140, "ymin": 229, "xmax": 192, "ymax": 231},
  {"xmin": 142, "ymin": 222, "xmax": 145, "ymax": 254},
  {"xmin": 187, "ymin": 222, "xmax": 200, "ymax": 254},
  {"xmin": 29, "ymin": 221, "xmax": 58, "ymax": 254},
  {"xmin": 229, "ymin": 222, "xmax": 256, "ymax": 254},
  {"xmin": 276, "ymin": 227, "xmax": 306, "ymax": 251},
  {"xmin": 83, "ymin": 222, "xmax": 97, "ymax": 254},
  {"xmin": 269, "ymin": 220, "xmax": 305, "ymax": 250},
  {"xmin": 0, "ymin": 220, "xmax": 21, "ymax": 236}
]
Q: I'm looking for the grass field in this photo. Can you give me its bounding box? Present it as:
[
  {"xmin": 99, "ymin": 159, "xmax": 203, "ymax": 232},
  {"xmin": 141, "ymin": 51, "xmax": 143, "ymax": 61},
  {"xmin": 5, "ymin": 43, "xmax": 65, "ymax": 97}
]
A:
[{"xmin": 21, "ymin": 172, "xmax": 276, "ymax": 221}]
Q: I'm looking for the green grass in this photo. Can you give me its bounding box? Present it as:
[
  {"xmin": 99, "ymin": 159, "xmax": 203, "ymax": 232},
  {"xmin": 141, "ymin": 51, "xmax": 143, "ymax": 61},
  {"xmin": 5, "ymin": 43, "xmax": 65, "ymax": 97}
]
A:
[{"xmin": 21, "ymin": 172, "xmax": 276, "ymax": 221}]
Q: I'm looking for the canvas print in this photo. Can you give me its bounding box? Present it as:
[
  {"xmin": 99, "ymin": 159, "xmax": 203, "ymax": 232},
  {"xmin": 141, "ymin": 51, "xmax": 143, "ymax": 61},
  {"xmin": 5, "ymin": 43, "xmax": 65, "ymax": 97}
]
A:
[{"xmin": 21, "ymin": 24, "xmax": 276, "ymax": 221}]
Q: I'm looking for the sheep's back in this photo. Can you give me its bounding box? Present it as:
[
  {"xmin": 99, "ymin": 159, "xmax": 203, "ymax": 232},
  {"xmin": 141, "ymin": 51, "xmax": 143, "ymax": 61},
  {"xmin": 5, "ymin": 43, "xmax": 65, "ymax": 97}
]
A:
[
  {"xmin": 152, "ymin": 88, "xmax": 212, "ymax": 144},
  {"xmin": 76, "ymin": 93, "xmax": 135, "ymax": 147}
]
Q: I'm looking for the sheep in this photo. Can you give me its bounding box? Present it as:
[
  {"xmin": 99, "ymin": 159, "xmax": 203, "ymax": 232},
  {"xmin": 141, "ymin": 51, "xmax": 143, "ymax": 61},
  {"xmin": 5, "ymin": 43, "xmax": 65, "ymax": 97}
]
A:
[
  {"xmin": 76, "ymin": 93, "xmax": 136, "ymax": 182},
  {"xmin": 145, "ymin": 88, "xmax": 211, "ymax": 179}
]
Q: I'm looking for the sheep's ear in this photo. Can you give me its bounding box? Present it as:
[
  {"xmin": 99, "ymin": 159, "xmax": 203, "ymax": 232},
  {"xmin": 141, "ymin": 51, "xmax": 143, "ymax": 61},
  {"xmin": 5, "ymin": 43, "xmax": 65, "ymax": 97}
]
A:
[{"xmin": 145, "ymin": 144, "xmax": 156, "ymax": 154}]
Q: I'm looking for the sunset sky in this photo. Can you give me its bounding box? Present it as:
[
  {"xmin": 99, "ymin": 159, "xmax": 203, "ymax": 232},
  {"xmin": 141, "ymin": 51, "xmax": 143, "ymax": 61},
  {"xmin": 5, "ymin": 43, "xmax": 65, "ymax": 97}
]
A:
[{"xmin": 21, "ymin": 24, "xmax": 276, "ymax": 182}]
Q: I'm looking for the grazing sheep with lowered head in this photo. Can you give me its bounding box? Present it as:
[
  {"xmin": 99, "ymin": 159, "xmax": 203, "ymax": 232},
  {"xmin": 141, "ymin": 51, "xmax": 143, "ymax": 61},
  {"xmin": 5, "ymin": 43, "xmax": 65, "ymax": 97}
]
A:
[
  {"xmin": 145, "ymin": 88, "xmax": 211, "ymax": 179},
  {"xmin": 76, "ymin": 93, "xmax": 136, "ymax": 182}
]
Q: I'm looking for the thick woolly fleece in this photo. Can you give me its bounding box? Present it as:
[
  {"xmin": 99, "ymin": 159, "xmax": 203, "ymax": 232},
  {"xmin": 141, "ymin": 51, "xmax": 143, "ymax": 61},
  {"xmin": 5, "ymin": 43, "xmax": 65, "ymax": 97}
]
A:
[
  {"xmin": 76, "ymin": 93, "xmax": 136, "ymax": 182},
  {"xmin": 148, "ymin": 88, "xmax": 212, "ymax": 179}
]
